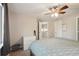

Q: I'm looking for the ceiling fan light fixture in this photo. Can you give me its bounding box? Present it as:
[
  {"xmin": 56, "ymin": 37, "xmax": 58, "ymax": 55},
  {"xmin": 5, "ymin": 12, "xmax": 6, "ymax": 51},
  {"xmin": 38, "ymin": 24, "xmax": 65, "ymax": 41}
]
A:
[
  {"xmin": 51, "ymin": 13, "xmax": 59, "ymax": 17},
  {"xmin": 55, "ymin": 13, "xmax": 58, "ymax": 17},
  {"xmin": 51, "ymin": 14, "xmax": 54, "ymax": 17}
]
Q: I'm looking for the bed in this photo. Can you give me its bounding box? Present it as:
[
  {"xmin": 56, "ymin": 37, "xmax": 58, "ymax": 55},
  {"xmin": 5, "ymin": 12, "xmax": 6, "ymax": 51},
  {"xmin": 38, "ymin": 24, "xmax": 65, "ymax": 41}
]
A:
[{"xmin": 30, "ymin": 38, "xmax": 79, "ymax": 56}]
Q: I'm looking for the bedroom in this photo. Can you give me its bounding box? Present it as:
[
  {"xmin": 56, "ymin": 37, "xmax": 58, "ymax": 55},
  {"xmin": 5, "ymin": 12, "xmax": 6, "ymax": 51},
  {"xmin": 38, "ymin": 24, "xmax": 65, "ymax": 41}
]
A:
[{"xmin": 0, "ymin": 3, "xmax": 79, "ymax": 56}]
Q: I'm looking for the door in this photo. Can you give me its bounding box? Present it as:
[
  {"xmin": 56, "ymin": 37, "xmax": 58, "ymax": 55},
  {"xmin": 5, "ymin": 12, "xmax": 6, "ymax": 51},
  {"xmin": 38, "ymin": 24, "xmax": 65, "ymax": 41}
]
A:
[{"xmin": 39, "ymin": 22, "xmax": 48, "ymax": 39}]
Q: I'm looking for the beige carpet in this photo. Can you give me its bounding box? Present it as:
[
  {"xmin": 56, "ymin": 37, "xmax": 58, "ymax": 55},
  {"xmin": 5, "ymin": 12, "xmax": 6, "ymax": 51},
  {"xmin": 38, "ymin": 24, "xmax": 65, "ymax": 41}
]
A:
[{"xmin": 8, "ymin": 50, "xmax": 30, "ymax": 56}]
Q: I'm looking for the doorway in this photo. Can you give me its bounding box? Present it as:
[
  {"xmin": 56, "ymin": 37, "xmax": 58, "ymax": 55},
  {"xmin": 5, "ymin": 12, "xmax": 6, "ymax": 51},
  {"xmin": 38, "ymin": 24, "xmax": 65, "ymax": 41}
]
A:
[{"xmin": 39, "ymin": 21, "xmax": 48, "ymax": 39}]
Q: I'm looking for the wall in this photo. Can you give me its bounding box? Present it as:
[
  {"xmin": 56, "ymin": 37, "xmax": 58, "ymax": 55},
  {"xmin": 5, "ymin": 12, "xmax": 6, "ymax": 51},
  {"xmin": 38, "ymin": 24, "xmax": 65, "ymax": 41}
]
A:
[
  {"xmin": 54, "ymin": 19, "xmax": 63, "ymax": 38},
  {"xmin": 48, "ymin": 20, "xmax": 55, "ymax": 38},
  {"xmin": 8, "ymin": 12, "xmax": 55, "ymax": 46},
  {"xmin": 9, "ymin": 12, "xmax": 37, "ymax": 46}
]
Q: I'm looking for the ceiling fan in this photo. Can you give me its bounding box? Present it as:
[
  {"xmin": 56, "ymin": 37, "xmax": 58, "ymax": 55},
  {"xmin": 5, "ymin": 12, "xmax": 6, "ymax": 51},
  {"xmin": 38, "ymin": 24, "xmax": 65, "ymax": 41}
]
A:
[{"xmin": 44, "ymin": 5, "xmax": 69, "ymax": 17}]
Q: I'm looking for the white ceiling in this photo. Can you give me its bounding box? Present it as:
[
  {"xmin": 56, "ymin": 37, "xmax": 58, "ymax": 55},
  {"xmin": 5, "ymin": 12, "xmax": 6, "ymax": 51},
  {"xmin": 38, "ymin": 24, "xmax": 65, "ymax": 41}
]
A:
[{"xmin": 8, "ymin": 3, "xmax": 79, "ymax": 19}]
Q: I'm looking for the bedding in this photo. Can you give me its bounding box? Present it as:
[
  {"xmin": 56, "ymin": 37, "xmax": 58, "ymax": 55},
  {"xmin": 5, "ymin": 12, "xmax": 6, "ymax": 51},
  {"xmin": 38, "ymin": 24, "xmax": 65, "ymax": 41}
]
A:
[{"xmin": 30, "ymin": 38, "xmax": 79, "ymax": 56}]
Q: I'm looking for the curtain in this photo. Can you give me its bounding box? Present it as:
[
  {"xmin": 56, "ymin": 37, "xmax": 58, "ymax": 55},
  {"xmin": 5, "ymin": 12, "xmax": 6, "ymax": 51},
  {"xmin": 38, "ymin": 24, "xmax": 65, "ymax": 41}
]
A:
[{"xmin": 1, "ymin": 3, "xmax": 10, "ymax": 56}]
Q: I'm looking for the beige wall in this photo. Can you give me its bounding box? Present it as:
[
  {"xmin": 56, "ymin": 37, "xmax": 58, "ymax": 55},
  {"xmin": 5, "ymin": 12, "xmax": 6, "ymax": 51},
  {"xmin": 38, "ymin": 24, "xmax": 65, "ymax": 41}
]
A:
[
  {"xmin": 8, "ymin": 11, "xmax": 55, "ymax": 46},
  {"xmin": 48, "ymin": 20, "xmax": 55, "ymax": 38},
  {"xmin": 54, "ymin": 19, "xmax": 63, "ymax": 38},
  {"xmin": 9, "ymin": 12, "xmax": 37, "ymax": 46}
]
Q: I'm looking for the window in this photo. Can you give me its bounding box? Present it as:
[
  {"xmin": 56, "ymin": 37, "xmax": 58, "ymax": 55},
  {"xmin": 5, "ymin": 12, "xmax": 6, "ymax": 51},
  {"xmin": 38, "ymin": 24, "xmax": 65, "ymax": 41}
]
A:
[{"xmin": 0, "ymin": 3, "xmax": 4, "ymax": 48}]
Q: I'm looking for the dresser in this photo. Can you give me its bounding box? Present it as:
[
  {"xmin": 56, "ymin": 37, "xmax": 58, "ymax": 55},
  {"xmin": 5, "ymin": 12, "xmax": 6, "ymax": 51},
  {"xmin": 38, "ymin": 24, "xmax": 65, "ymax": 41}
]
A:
[{"xmin": 23, "ymin": 36, "xmax": 36, "ymax": 50}]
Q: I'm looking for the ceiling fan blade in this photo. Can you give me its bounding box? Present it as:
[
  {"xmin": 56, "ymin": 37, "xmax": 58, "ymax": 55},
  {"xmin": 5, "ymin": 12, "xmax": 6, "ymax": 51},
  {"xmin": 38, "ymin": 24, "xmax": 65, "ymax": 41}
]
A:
[
  {"xmin": 48, "ymin": 8, "xmax": 54, "ymax": 12},
  {"xmin": 59, "ymin": 11, "xmax": 66, "ymax": 14},
  {"xmin": 49, "ymin": 7, "xmax": 52, "ymax": 10},
  {"xmin": 60, "ymin": 5, "xmax": 68, "ymax": 10}
]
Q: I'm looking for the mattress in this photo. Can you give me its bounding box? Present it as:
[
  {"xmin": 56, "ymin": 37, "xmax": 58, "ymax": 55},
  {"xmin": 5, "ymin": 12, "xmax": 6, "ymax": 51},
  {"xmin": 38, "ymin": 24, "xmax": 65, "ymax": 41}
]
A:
[{"xmin": 30, "ymin": 38, "xmax": 79, "ymax": 56}]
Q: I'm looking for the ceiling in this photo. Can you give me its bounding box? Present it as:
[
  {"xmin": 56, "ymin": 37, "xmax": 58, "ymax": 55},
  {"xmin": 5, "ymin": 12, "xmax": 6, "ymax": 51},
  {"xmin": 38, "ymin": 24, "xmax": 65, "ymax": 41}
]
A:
[{"xmin": 8, "ymin": 3, "xmax": 79, "ymax": 19}]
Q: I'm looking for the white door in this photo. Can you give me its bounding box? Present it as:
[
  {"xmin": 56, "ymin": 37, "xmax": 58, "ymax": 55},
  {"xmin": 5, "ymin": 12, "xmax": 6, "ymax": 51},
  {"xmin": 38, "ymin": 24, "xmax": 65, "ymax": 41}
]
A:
[{"xmin": 39, "ymin": 22, "xmax": 48, "ymax": 39}]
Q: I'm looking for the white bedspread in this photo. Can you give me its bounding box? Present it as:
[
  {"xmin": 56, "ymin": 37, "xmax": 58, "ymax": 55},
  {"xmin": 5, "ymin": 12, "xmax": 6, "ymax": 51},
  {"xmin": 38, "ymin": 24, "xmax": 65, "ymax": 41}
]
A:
[{"xmin": 30, "ymin": 38, "xmax": 79, "ymax": 56}]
